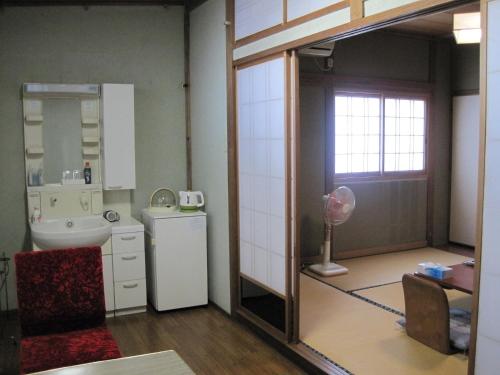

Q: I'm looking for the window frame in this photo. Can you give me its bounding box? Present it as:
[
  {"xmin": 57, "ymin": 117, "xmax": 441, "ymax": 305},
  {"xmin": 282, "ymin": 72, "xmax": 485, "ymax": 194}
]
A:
[{"xmin": 330, "ymin": 85, "xmax": 431, "ymax": 184}]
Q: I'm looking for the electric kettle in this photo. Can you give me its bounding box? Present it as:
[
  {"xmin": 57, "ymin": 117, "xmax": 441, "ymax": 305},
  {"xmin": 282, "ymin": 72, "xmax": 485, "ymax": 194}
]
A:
[{"xmin": 179, "ymin": 191, "xmax": 205, "ymax": 212}]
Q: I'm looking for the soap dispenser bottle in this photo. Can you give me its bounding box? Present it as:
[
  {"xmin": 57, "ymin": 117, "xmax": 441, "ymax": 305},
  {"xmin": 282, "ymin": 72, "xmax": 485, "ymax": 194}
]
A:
[{"xmin": 84, "ymin": 162, "xmax": 92, "ymax": 184}]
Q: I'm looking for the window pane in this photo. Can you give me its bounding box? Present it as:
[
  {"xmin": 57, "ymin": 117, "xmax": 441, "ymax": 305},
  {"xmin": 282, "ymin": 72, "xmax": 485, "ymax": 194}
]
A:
[
  {"xmin": 398, "ymin": 153, "xmax": 410, "ymax": 171},
  {"xmin": 399, "ymin": 100, "xmax": 411, "ymax": 117},
  {"xmin": 414, "ymin": 118, "xmax": 425, "ymax": 136},
  {"xmin": 385, "ymin": 99, "xmax": 396, "ymax": 117},
  {"xmin": 335, "ymin": 154, "xmax": 348, "ymax": 173},
  {"xmin": 384, "ymin": 98, "xmax": 426, "ymax": 172},
  {"xmin": 368, "ymin": 98, "xmax": 380, "ymax": 117},
  {"xmin": 352, "ymin": 117, "xmax": 364, "ymax": 135},
  {"xmin": 351, "ymin": 154, "xmax": 364, "ymax": 172},
  {"xmin": 352, "ymin": 135, "xmax": 365, "ymax": 153},
  {"xmin": 413, "ymin": 153, "xmax": 424, "ymax": 170},
  {"xmin": 368, "ymin": 117, "xmax": 380, "ymax": 135},
  {"xmin": 414, "ymin": 100, "xmax": 425, "ymax": 118},
  {"xmin": 336, "ymin": 116, "xmax": 348, "ymax": 135},
  {"xmin": 368, "ymin": 135, "xmax": 379, "ymax": 154},
  {"xmin": 385, "ymin": 117, "xmax": 396, "ymax": 135},
  {"xmin": 413, "ymin": 136, "xmax": 424, "ymax": 153},
  {"xmin": 335, "ymin": 96, "xmax": 348, "ymax": 116},
  {"xmin": 336, "ymin": 135, "xmax": 348, "ymax": 154},
  {"xmin": 352, "ymin": 97, "xmax": 366, "ymax": 115},
  {"xmin": 385, "ymin": 153, "xmax": 396, "ymax": 172},
  {"xmin": 334, "ymin": 95, "xmax": 381, "ymax": 175}
]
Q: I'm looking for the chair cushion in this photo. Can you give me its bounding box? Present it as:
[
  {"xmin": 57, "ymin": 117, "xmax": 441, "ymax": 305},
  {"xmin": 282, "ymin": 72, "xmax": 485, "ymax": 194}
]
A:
[
  {"xmin": 396, "ymin": 308, "xmax": 471, "ymax": 352},
  {"xmin": 20, "ymin": 326, "xmax": 121, "ymax": 374},
  {"xmin": 15, "ymin": 247, "xmax": 105, "ymax": 337}
]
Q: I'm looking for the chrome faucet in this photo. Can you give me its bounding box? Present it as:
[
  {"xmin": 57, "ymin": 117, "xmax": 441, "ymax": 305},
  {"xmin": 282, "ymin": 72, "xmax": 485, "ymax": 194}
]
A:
[{"xmin": 66, "ymin": 219, "xmax": 74, "ymax": 228}]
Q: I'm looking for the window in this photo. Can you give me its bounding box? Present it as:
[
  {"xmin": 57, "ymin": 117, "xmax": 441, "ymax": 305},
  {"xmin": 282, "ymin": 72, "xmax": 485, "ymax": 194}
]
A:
[{"xmin": 334, "ymin": 91, "xmax": 427, "ymax": 179}]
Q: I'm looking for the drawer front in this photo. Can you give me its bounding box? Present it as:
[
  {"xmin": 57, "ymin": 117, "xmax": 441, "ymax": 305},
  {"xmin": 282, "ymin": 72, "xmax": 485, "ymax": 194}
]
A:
[
  {"xmin": 113, "ymin": 251, "xmax": 146, "ymax": 282},
  {"xmin": 112, "ymin": 232, "xmax": 144, "ymax": 254},
  {"xmin": 114, "ymin": 279, "xmax": 146, "ymax": 310}
]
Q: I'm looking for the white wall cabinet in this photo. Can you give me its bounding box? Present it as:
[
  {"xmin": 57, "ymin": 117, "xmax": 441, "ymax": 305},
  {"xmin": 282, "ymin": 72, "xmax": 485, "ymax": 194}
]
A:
[{"xmin": 101, "ymin": 84, "xmax": 136, "ymax": 190}]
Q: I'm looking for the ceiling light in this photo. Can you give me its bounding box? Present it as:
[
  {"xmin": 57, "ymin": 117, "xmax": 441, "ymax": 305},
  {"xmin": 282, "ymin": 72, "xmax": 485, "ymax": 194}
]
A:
[{"xmin": 453, "ymin": 12, "xmax": 481, "ymax": 44}]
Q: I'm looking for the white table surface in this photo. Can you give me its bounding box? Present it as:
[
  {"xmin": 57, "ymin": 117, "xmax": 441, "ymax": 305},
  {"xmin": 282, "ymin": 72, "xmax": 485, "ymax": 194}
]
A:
[{"xmin": 32, "ymin": 350, "xmax": 195, "ymax": 375}]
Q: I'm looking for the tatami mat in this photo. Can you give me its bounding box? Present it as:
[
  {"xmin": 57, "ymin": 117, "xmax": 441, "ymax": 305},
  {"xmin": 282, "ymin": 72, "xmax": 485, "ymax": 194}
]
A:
[
  {"xmin": 300, "ymin": 274, "xmax": 468, "ymax": 375},
  {"xmin": 303, "ymin": 247, "xmax": 470, "ymax": 292},
  {"xmin": 353, "ymin": 282, "xmax": 472, "ymax": 315}
]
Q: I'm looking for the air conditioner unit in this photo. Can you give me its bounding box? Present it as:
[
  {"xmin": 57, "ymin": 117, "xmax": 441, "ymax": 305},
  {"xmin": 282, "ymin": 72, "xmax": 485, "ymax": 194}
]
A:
[{"xmin": 298, "ymin": 41, "xmax": 335, "ymax": 57}]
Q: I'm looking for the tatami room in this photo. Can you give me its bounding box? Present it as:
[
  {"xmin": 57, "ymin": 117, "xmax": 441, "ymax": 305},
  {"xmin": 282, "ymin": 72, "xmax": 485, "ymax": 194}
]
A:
[{"xmin": 297, "ymin": 3, "xmax": 480, "ymax": 374}]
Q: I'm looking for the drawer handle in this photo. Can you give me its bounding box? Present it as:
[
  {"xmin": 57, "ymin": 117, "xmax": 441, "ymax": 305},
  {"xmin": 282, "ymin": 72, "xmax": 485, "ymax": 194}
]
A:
[
  {"xmin": 123, "ymin": 283, "xmax": 138, "ymax": 289},
  {"xmin": 121, "ymin": 255, "xmax": 137, "ymax": 261},
  {"xmin": 121, "ymin": 236, "xmax": 136, "ymax": 241},
  {"xmin": 107, "ymin": 185, "xmax": 123, "ymax": 190}
]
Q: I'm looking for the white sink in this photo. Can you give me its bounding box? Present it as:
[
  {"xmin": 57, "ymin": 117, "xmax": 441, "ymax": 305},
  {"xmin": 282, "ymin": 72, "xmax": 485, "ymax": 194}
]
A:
[{"xmin": 30, "ymin": 216, "xmax": 112, "ymax": 250}]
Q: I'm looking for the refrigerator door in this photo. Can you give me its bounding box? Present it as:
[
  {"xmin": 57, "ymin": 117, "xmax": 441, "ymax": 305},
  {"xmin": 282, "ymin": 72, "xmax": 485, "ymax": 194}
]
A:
[{"xmin": 154, "ymin": 215, "xmax": 208, "ymax": 310}]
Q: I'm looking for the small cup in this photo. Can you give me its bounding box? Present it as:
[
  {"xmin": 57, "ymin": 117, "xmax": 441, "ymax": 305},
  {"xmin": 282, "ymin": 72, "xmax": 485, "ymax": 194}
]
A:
[{"xmin": 73, "ymin": 169, "xmax": 82, "ymax": 180}]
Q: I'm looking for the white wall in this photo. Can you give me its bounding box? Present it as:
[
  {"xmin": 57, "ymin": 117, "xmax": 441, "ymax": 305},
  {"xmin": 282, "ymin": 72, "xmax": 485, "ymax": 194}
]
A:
[
  {"xmin": 190, "ymin": 0, "xmax": 231, "ymax": 313},
  {"xmin": 475, "ymin": 0, "xmax": 500, "ymax": 372}
]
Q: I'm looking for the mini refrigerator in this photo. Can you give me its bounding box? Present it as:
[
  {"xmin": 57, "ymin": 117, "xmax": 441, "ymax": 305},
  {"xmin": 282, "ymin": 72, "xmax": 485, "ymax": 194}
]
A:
[{"xmin": 142, "ymin": 209, "xmax": 208, "ymax": 311}]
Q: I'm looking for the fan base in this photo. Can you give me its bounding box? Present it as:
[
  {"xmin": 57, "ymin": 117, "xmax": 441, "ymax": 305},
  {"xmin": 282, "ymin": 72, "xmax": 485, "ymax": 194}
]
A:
[{"xmin": 309, "ymin": 262, "xmax": 348, "ymax": 277}]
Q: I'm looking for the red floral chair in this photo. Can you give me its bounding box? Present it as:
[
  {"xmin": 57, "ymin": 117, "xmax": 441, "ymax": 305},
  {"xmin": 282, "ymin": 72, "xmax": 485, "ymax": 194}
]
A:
[{"xmin": 15, "ymin": 247, "xmax": 121, "ymax": 374}]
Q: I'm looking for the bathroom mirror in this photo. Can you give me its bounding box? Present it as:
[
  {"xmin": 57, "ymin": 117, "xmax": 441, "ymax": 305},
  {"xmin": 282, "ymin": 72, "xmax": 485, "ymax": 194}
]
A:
[{"xmin": 42, "ymin": 98, "xmax": 83, "ymax": 183}]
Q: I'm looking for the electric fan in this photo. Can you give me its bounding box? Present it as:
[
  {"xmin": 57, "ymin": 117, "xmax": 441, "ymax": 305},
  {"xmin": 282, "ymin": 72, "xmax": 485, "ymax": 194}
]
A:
[{"xmin": 309, "ymin": 186, "xmax": 356, "ymax": 277}]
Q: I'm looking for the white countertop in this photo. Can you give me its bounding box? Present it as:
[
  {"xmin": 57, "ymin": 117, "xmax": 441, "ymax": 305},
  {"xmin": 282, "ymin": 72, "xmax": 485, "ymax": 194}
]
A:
[{"xmin": 111, "ymin": 216, "xmax": 144, "ymax": 234}]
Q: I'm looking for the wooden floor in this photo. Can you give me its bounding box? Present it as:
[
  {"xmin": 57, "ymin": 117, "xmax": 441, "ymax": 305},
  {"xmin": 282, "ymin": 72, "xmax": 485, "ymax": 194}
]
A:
[{"xmin": 1, "ymin": 305, "xmax": 306, "ymax": 375}]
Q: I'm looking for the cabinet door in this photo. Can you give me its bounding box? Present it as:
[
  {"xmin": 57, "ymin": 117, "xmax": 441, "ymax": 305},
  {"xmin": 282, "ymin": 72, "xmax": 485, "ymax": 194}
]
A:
[
  {"xmin": 102, "ymin": 254, "xmax": 115, "ymax": 312},
  {"xmin": 154, "ymin": 216, "xmax": 208, "ymax": 310},
  {"xmin": 101, "ymin": 84, "xmax": 136, "ymax": 190}
]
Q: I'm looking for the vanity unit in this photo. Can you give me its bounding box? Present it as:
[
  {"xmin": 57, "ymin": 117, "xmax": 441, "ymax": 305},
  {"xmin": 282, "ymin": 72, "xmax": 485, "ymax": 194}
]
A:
[{"xmin": 22, "ymin": 83, "xmax": 145, "ymax": 317}]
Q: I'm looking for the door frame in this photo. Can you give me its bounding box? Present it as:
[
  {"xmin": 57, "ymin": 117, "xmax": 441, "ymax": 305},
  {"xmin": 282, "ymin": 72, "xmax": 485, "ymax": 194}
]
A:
[{"xmin": 226, "ymin": 0, "xmax": 484, "ymax": 373}]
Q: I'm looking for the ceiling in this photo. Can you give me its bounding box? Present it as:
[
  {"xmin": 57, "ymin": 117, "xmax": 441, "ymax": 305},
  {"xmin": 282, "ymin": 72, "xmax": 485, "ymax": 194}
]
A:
[{"xmin": 388, "ymin": 2, "xmax": 480, "ymax": 38}]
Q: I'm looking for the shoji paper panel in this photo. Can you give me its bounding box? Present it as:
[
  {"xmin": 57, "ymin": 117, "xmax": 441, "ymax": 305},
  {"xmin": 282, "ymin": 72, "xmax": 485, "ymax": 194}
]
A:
[
  {"xmin": 364, "ymin": 0, "xmax": 417, "ymax": 17},
  {"xmin": 235, "ymin": 0, "xmax": 283, "ymax": 40},
  {"xmin": 237, "ymin": 57, "xmax": 286, "ymax": 296},
  {"xmin": 287, "ymin": 0, "xmax": 343, "ymax": 21}
]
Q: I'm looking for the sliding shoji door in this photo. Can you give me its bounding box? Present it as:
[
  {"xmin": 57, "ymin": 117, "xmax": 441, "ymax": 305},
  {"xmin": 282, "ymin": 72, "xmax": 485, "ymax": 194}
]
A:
[{"xmin": 236, "ymin": 54, "xmax": 292, "ymax": 338}]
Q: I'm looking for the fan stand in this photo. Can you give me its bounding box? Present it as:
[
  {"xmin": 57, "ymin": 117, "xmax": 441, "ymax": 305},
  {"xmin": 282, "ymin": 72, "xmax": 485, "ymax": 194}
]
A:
[{"xmin": 309, "ymin": 225, "xmax": 348, "ymax": 277}]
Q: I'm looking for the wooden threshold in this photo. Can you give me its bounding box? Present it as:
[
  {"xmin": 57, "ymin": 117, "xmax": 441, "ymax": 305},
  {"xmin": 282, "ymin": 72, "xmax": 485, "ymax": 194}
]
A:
[{"xmin": 333, "ymin": 240, "xmax": 428, "ymax": 260}]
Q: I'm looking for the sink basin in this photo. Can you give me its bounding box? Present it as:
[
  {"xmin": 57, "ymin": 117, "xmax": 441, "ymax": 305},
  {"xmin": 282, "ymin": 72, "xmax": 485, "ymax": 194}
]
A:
[{"xmin": 30, "ymin": 216, "xmax": 112, "ymax": 250}]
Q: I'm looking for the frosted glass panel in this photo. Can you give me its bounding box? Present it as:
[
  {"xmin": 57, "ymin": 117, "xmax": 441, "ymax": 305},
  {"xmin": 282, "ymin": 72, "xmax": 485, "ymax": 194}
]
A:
[
  {"xmin": 235, "ymin": 0, "xmax": 283, "ymax": 40},
  {"xmin": 287, "ymin": 0, "xmax": 343, "ymax": 20},
  {"xmin": 237, "ymin": 57, "xmax": 286, "ymax": 296}
]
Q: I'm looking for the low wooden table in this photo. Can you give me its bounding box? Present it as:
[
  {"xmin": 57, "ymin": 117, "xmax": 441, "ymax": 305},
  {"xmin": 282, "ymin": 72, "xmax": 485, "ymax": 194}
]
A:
[
  {"xmin": 32, "ymin": 350, "xmax": 195, "ymax": 375},
  {"xmin": 415, "ymin": 263, "xmax": 474, "ymax": 295}
]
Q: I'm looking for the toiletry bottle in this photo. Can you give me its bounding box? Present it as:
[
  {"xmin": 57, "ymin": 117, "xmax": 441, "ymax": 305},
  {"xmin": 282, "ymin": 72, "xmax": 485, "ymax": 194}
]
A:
[
  {"xmin": 37, "ymin": 167, "xmax": 43, "ymax": 186},
  {"xmin": 32, "ymin": 168, "xmax": 39, "ymax": 186},
  {"xmin": 28, "ymin": 168, "xmax": 34, "ymax": 186},
  {"xmin": 84, "ymin": 162, "xmax": 92, "ymax": 184}
]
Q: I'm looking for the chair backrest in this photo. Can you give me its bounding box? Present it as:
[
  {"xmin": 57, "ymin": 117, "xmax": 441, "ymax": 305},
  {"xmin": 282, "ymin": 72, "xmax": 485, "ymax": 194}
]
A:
[
  {"xmin": 15, "ymin": 246, "xmax": 105, "ymax": 337},
  {"xmin": 402, "ymin": 273, "xmax": 452, "ymax": 354}
]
